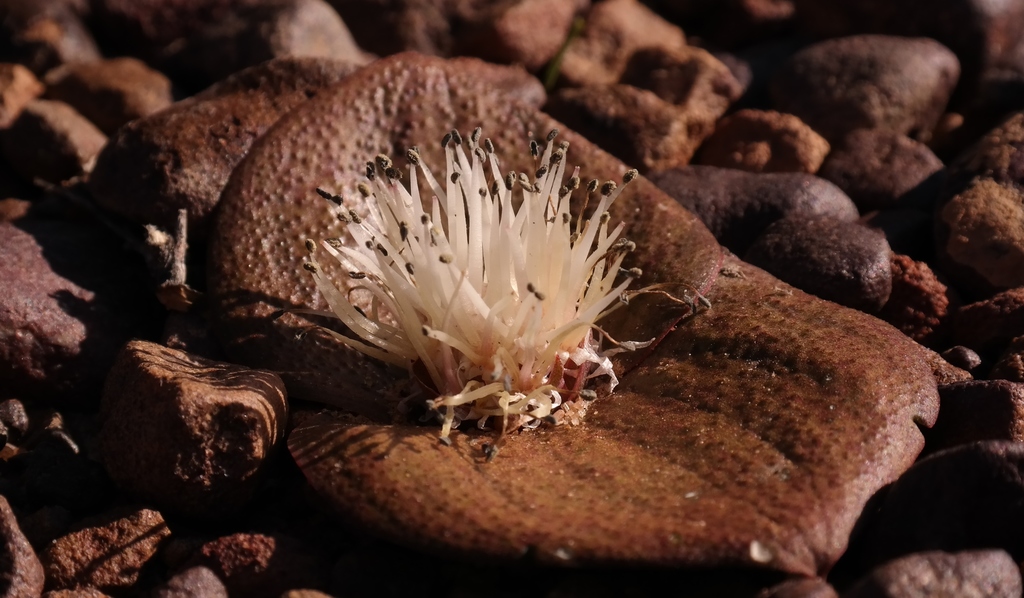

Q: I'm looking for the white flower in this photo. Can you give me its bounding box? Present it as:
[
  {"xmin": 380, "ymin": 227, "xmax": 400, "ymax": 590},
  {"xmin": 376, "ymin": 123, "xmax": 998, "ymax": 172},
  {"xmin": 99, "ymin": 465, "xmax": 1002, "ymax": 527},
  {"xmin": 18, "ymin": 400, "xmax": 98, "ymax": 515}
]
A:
[{"xmin": 303, "ymin": 127, "xmax": 642, "ymax": 445}]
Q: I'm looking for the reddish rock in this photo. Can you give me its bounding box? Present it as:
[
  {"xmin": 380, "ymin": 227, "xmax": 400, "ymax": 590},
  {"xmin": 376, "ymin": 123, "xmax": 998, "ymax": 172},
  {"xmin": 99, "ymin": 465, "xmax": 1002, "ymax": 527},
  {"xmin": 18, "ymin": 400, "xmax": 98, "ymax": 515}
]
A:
[
  {"xmin": 545, "ymin": 84, "xmax": 716, "ymax": 173},
  {"xmin": 40, "ymin": 507, "xmax": 170, "ymax": 593},
  {"xmin": 0, "ymin": 62, "xmax": 43, "ymax": 128},
  {"xmin": 0, "ymin": 197, "xmax": 30, "ymax": 221},
  {"xmin": 744, "ymin": 217, "xmax": 893, "ymax": 312},
  {"xmin": 927, "ymin": 380, "xmax": 1024, "ymax": 452},
  {"xmin": 621, "ymin": 46, "xmax": 743, "ymax": 115},
  {"xmin": 44, "ymin": 589, "xmax": 112, "ymax": 597},
  {"xmin": 878, "ymin": 254, "xmax": 954, "ymax": 348},
  {"xmin": 818, "ymin": 129, "xmax": 945, "ymax": 212},
  {"xmin": 0, "ymin": 0, "xmax": 100, "ymax": 75},
  {"xmin": 43, "ymin": 57, "xmax": 173, "ymax": 136},
  {"xmin": 1, "ymin": 99, "xmax": 106, "ymax": 183},
  {"xmin": 0, "ymin": 220, "xmax": 157, "ymax": 404},
  {"xmin": 457, "ymin": 0, "xmax": 587, "ymax": 71},
  {"xmin": 0, "ymin": 399, "xmax": 28, "ymax": 443},
  {"xmin": 843, "ymin": 550, "xmax": 1021, "ymax": 598},
  {"xmin": 99, "ymin": 340, "xmax": 287, "ymax": 519},
  {"xmin": 696, "ymin": 108, "xmax": 830, "ymax": 173},
  {"xmin": 559, "ymin": 0, "xmax": 687, "ymax": 86},
  {"xmin": 991, "ymin": 337, "xmax": 1024, "ymax": 383},
  {"xmin": 183, "ymin": 533, "xmax": 330, "ymax": 598},
  {"xmin": 953, "ymin": 287, "xmax": 1024, "ymax": 357},
  {"xmin": 770, "ymin": 35, "xmax": 960, "ymax": 142},
  {"xmin": 152, "ymin": 566, "xmax": 227, "ymax": 598},
  {"xmin": 0, "ymin": 495, "xmax": 45, "ymax": 598},
  {"xmin": 87, "ymin": 57, "xmax": 364, "ymax": 241},
  {"xmin": 158, "ymin": 0, "xmax": 369, "ymax": 90},
  {"xmin": 649, "ymin": 166, "xmax": 859, "ymax": 255}
]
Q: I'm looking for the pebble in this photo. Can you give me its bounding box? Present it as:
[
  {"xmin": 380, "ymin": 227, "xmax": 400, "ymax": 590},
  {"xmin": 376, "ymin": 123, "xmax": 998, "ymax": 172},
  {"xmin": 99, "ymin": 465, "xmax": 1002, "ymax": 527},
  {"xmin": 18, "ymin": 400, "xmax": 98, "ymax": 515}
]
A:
[
  {"xmin": 649, "ymin": 166, "xmax": 859, "ymax": 254},
  {"xmin": 927, "ymin": 380, "xmax": 1024, "ymax": 452},
  {"xmin": 87, "ymin": 57, "xmax": 366, "ymax": 241},
  {"xmin": 817, "ymin": 129, "xmax": 945, "ymax": 212},
  {"xmin": 843, "ymin": 550, "xmax": 1022, "ymax": 598},
  {"xmin": 43, "ymin": 57, "xmax": 173, "ymax": 135},
  {"xmin": 545, "ymin": 84, "xmax": 717, "ymax": 173},
  {"xmin": 0, "ymin": 99, "xmax": 106, "ymax": 183},
  {"xmin": 99, "ymin": 340, "xmax": 288, "ymax": 519},
  {"xmin": 770, "ymin": 35, "xmax": 960, "ymax": 142},
  {"xmin": 745, "ymin": 217, "xmax": 893, "ymax": 312},
  {"xmin": 0, "ymin": 495, "xmax": 46, "ymax": 598},
  {"xmin": 845, "ymin": 440, "xmax": 1024, "ymax": 569},
  {"xmin": 791, "ymin": 0, "xmax": 1024, "ymax": 96},
  {"xmin": 0, "ymin": 398, "xmax": 29, "ymax": 443},
  {"xmin": 159, "ymin": 0, "xmax": 368, "ymax": 90},
  {"xmin": 695, "ymin": 108, "xmax": 830, "ymax": 173},
  {"xmin": 757, "ymin": 577, "xmax": 837, "ymax": 598},
  {"xmin": 877, "ymin": 254, "xmax": 954, "ymax": 348},
  {"xmin": 558, "ymin": 0, "xmax": 687, "ymax": 86},
  {"xmin": 456, "ymin": 0, "xmax": 586, "ymax": 71},
  {"xmin": 151, "ymin": 566, "xmax": 228, "ymax": 598},
  {"xmin": 40, "ymin": 507, "xmax": 170, "ymax": 593},
  {"xmin": 0, "ymin": 0, "xmax": 100, "ymax": 74},
  {"xmin": 183, "ymin": 533, "xmax": 330, "ymax": 598},
  {"xmin": 0, "ymin": 219, "xmax": 157, "ymax": 404},
  {"xmin": 953, "ymin": 287, "xmax": 1024, "ymax": 357},
  {"xmin": 620, "ymin": 46, "xmax": 743, "ymax": 115},
  {"xmin": 0, "ymin": 62, "xmax": 43, "ymax": 127},
  {"xmin": 991, "ymin": 337, "xmax": 1024, "ymax": 383},
  {"xmin": 941, "ymin": 345, "xmax": 983, "ymax": 373}
]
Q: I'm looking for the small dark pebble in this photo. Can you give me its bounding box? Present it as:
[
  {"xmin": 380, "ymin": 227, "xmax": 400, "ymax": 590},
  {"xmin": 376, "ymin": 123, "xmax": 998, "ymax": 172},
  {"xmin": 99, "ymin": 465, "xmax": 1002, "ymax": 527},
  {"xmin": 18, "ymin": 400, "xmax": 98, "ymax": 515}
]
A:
[{"xmin": 941, "ymin": 346, "xmax": 983, "ymax": 372}]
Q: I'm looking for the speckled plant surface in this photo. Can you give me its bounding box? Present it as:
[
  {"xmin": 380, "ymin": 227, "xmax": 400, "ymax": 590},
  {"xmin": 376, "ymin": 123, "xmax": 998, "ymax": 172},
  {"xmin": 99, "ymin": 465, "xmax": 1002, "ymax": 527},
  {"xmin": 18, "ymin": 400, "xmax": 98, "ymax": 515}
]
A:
[{"xmin": 209, "ymin": 52, "xmax": 939, "ymax": 576}]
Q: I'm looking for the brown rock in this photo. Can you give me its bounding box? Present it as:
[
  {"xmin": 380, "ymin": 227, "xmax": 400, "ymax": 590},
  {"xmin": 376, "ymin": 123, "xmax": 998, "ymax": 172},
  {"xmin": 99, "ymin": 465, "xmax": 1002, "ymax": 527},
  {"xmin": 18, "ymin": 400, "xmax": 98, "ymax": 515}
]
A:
[
  {"xmin": 791, "ymin": 0, "xmax": 1024, "ymax": 98},
  {"xmin": 937, "ymin": 178, "xmax": 1024, "ymax": 294},
  {"xmin": 1, "ymin": 99, "xmax": 106, "ymax": 183},
  {"xmin": 757, "ymin": 577, "xmax": 837, "ymax": 598},
  {"xmin": 744, "ymin": 216, "xmax": 893, "ymax": 312},
  {"xmin": 89, "ymin": 0, "xmax": 267, "ymax": 57},
  {"xmin": 843, "ymin": 550, "xmax": 1022, "ymax": 598},
  {"xmin": 0, "ymin": 0, "xmax": 100, "ymax": 75},
  {"xmin": 649, "ymin": 166, "xmax": 859, "ymax": 255},
  {"xmin": 158, "ymin": 0, "xmax": 369, "ymax": 90},
  {"xmin": 940, "ymin": 345, "xmax": 983, "ymax": 374},
  {"xmin": 99, "ymin": 340, "xmax": 287, "ymax": 519},
  {"xmin": 0, "ymin": 220, "xmax": 157, "ymax": 404},
  {"xmin": 991, "ymin": 337, "xmax": 1024, "ymax": 383},
  {"xmin": 953, "ymin": 287, "xmax": 1024, "ymax": 357},
  {"xmin": 0, "ymin": 62, "xmax": 43, "ymax": 128},
  {"xmin": 621, "ymin": 46, "xmax": 743, "ymax": 115},
  {"xmin": 559, "ymin": 0, "xmax": 687, "ymax": 86},
  {"xmin": 878, "ymin": 254, "xmax": 953, "ymax": 348},
  {"xmin": 87, "ymin": 57, "xmax": 364, "ymax": 241},
  {"xmin": 40, "ymin": 507, "xmax": 170, "ymax": 593},
  {"xmin": 845, "ymin": 441, "xmax": 1024, "ymax": 568},
  {"xmin": 183, "ymin": 533, "xmax": 329, "ymax": 598},
  {"xmin": 696, "ymin": 109, "xmax": 830, "ymax": 173},
  {"xmin": 927, "ymin": 380, "xmax": 1024, "ymax": 452},
  {"xmin": 43, "ymin": 589, "xmax": 111, "ymax": 598},
  {"xmin": 0, "ymin": 399, "xmax": 28, "ymax": 442},
  {"xmin": 818, "ymin": 129, "xmax": 945, "ymax": 212},
  {"xmin": 0, "ymin": 495, "xmax": 45, "ymax": 598},
  {"xmin": 0, "ymin": 197, "xmax": 31, "ymax": 221},
  {"xmin": 152, "ymin": 566, "xmax": 228, "ymax": 598},
  {"xmin": 43, "ymin": 57, "xmax": 173, "ymax": 136},
  {"xmin": 943, "ymin": 112, "xmax": 1024, "ymax": 196},
  {"xmin": 456, "ymin": 0, "xmax": 587, "ymax": 71},
  {"xmin": 770, "ymin": 35, "xmax": 960, "ymax": 142},
  {"xmin": 545, "ymin": 84, "xmax": 714, "ymax": 173}
]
